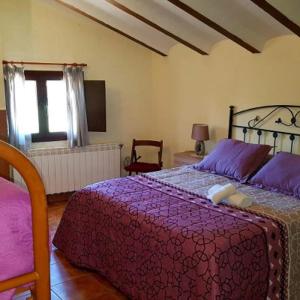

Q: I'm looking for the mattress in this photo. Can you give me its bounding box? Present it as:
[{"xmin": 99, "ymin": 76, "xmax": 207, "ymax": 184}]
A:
[{"xmin": 53, "ymin": 166, "xmax": 300, "ymax": 300}]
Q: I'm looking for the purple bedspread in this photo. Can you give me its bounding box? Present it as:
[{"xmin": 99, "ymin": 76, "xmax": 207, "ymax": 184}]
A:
[
  {"xmin": 53, "ymin": 176, "xmax": 287, "ymax": 300},
  {"xmin": 0, "ymin": 178, "xmax": 33, "ymax": 300}
]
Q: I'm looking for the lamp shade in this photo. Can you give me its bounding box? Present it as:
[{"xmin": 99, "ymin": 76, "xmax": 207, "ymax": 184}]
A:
[{"xmin": 191, "ymin": 124, "xmax": 209, "ymax": 141}]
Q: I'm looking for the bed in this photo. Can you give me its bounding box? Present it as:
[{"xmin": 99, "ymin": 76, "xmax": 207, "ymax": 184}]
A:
[
  {"xmin": 0, "ymin": 141, "xmax": 50, "ymax": 300},
  {"xmin": 53, "ymin": 105, "xmax": 300, "ymax": 300}
]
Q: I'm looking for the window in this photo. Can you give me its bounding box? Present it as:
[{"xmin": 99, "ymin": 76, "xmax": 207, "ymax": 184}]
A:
[{"xmin": 24, "ymin": 71, "xmax": 68, "ymax": 142}]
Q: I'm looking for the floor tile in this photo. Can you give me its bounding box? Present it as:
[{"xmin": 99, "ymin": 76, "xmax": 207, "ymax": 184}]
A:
[
  {"xmin": 93, "ymin": 292, "xmax": 128, "ymax": 300},
  {"xmin": 51, "ymin": 248, "xmax": 69, "ymax": 265},
  {"xmin": 51, "ymin": 290, "xmax": 62, "ymax": 300},
  {"xmin": 92, "ymin": 274, "xmax": 123, "ymax": 294},
  {"xmin": 50, "ymin": 258, "xmax": 87, "ymax": 285},
  {"xmin": 51, "ymin": 275, "xmax": 112, "ymax": 300},
  {"xmin": 12, "ymin": 290, "xmax": 31, "ymax": 300},
  {"xmin": 13, "ymin": 290, "xmax": 61, "ymax": 300}
]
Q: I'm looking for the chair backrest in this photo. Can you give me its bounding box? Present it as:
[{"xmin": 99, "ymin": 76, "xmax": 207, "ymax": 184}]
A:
[{"xmin": 130, "ymin": 139, "xmax": 163, "ymax": 167}]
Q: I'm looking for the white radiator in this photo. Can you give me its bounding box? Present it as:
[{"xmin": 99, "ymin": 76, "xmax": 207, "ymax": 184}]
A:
[{"xmin": 13, "ymin": 143, "xmax": 121, "ymax": 194}]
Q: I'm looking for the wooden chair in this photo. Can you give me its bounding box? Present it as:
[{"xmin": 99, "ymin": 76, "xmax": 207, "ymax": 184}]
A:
[
  {"xmin": 125, "ymin": 139, "xmax": 163, "ymax": 175},
  {"xmin": 0, "ymin": 141, "xmax": 50, "ymax": 300}
]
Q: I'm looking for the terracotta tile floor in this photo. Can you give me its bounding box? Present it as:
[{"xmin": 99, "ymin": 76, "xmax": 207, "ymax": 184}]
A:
[{"xmin": 14, "ymin": 201, "xmax": 127, "ymax": 300}]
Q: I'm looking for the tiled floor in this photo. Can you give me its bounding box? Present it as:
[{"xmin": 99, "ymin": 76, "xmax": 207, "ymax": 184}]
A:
[{"xmin": 14, "ymin": 201, "xmax": 127, "ymax": 300}]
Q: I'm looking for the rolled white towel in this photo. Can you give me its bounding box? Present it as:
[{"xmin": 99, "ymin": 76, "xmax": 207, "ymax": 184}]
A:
[
  {"xmin": 208, "ymin": 184, "xmax": 223, "ymax": 195},
  {"xmin": 207, "ymin": 183, "xmax": 236, "ymax": 204},
  {"xmin": 226, "ymin": 192, "xmax": 253, "ymax": 208}
]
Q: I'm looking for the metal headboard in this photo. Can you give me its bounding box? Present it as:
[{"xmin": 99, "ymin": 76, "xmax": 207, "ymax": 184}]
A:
[{"xmin": 228, "ymin": 105, "xmax": 300, "ymax": 155}]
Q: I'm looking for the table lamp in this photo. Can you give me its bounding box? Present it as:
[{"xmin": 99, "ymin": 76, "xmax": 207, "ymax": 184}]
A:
[{"xmin": 191, "ymin": 124, "xmax": 209, "ymax": 156}]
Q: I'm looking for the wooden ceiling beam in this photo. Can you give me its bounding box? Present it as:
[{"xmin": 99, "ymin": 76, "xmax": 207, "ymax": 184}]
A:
[
  {"xmin": 55, "ymin": 0, "xmax": 167, "ymax": 56},
  {"xmin": 168, "ymin": 0, "xmax": 260, "ymax": 53},
  {"xmin": 250, "ymin": 0, "xmax": 300, "ymax": 36},
  {"xmin": 106, "ymin": 0, "xmax": 208, "ymax": 55}
]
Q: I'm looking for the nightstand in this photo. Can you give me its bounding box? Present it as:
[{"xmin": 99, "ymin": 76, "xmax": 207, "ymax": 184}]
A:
[{"xmin": 173, "ymin": 151, "xmax": 203, "ymax": 167}]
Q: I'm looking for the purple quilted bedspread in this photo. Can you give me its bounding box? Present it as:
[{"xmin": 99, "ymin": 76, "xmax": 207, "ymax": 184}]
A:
[{"xmin": 53, "ymin": 176, "xmax": 287, "ymax": 300}]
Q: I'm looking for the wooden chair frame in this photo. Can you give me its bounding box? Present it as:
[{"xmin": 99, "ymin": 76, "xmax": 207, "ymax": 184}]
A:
[
  {"xmin": 127, "ymin": 139, "xmax": 163, "ymax": 175},
  {"xmin": 130, "ymin": 140, "xmax": 163, "ymax": 164},
  {"xmin": 0, "ymin": 141, "xmax": 50, "ymax": 300}
]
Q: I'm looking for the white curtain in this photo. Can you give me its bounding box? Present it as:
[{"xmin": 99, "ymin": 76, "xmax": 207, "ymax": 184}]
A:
[
  {"xmin": 64, "ymin": 66, "xmax": 89, "ymax": 148},
  {"xmin": 3, "ymin": 64, "xmax": 31, "ymax": 151}
]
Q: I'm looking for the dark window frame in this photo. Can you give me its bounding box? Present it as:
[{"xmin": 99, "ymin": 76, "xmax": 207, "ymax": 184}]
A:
[{"xmin": 24, "ymin": 70, "xmax": 67, "ymax": 142}]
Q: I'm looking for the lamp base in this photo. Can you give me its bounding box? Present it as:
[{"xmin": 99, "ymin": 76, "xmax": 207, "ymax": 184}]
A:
[{"xmin": 195, "ymin": 140, "xmax": 205, "ymax": 156}]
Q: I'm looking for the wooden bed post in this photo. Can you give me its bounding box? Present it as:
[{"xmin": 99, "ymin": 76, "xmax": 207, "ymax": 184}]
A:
[
  {"xmin": 0, "ymin": 110, "xmax": 9, "ymax": 179},
  {"xmin": 0, "ymin": 141, "xmax": 50, "ymax": 300}
]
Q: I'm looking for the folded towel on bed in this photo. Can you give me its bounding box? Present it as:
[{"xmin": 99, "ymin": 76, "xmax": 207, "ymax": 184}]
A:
[
  {"xmin": 207, "ymin": 183, "xmax": 236, "ymax": 204},
  {"xmin": 207, "ymin": 184, "xmax": 223, "ymax": 195},
  {"xmin": 207, "ymin": 184, "xmax": 253, "ymax": 207},
  {"xmin": 226, "ymin": 192, "xmax": 253, "ymax": 208}
]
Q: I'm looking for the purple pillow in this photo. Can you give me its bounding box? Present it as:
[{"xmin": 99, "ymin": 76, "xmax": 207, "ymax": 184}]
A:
[
  {"xmin": 194, "ymin": 139, "xmax": 271, "ymax": 182},
  {"xmin": 250, "ymin": 152, "xmax": 300, "ymax": 198}
]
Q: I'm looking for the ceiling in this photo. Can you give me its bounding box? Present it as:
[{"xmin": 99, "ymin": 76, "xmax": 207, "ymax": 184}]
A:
[{"xmin": 56, "ymin": 0, "xmax": 300, "ymax": 56}]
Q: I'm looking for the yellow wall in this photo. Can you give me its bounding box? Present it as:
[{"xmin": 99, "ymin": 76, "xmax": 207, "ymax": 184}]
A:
[
  {"xmin": 1, "ymin": 0, "xmax": 300, "ymax": 169},
  {"xmin": 0, "ymin": 0, "xmax": 155, "ymax": 163},
  {"xmin": 151, "ymin": 36, "xmax": 300, "ymax": 167}
]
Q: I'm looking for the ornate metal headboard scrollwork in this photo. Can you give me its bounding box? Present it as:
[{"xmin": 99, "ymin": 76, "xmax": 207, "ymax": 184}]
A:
[{"xmin": 228, "ymin": 105, "xmax": 300, "ymax": 155}]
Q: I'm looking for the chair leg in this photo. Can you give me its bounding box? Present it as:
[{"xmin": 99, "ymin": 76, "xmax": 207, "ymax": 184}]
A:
[{"xmin": 129, "ymin": 171, "xmax": 132, "ymax": 176}]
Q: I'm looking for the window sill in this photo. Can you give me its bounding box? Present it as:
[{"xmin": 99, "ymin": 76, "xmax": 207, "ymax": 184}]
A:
[{"xmin": 31, "ymin": 140, "xmax": 68, "ymax": 150}]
